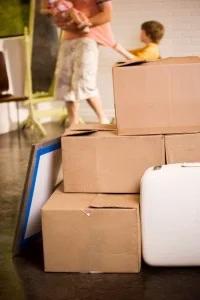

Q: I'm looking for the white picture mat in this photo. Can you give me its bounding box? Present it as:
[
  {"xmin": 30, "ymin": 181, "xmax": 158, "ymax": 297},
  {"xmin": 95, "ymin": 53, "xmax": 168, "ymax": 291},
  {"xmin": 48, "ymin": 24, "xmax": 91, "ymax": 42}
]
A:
[
  {"xmin": 25, "ymin": 148, "xmax": 62, "ymax": 239},
  {"xmin": 12, "ymin": 137, "xmax": 63, "ymax": 256}
]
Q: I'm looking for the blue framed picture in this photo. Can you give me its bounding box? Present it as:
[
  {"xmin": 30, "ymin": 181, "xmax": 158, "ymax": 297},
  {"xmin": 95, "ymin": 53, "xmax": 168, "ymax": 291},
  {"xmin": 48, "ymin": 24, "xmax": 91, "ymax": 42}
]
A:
[{"xmin": 13, "ymin": 137, "xmax": 62, "ymax": 256}]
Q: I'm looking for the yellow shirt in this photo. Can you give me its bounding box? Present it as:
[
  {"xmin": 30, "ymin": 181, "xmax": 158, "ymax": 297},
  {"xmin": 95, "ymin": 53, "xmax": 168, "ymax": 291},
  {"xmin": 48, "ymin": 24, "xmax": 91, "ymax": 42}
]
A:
[{"xmin": 129, "ymin": 43, "xmax": 160, "ymax": 61}]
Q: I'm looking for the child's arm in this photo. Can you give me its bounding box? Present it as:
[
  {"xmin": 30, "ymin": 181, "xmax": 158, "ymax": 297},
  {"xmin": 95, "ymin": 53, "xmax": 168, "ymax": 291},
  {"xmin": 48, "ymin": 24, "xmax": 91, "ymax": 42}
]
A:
[
  {"xmin": 68, "ymin": 9, "xmax": 91, "ymax": 33},
  {"xmin": 69, "ymin": 9, "xmax": 91, "ymax": 27},
  {"xmin": 114, "ymin": 43, "xmax": 136, "ymax": 60}
]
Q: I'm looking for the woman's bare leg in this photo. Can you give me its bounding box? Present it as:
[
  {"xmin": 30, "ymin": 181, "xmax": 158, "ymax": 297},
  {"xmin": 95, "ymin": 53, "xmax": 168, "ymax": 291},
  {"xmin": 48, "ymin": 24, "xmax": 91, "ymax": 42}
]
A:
[
  {"xmin": 87, "ymin": 96, "xmax": 109, "ymax": 124},
  {"xmin": 66, "ymin": 101, "xmax": 80, "ymax": 126}
]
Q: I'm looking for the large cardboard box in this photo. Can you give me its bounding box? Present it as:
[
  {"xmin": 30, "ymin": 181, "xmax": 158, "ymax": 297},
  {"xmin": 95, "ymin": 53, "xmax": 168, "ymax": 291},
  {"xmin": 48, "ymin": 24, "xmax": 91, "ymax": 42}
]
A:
[
  {"xmin": 42, "ymin": 184, "xmax": 141, "ymax": 273},
  {"xmin": 113, "ymin": 56, "xmax": 200, "ymax": 135},
  {"xmin": 61, "ymin": 126, "xmax": 165, "ymax": 193},
  {"xmin": 165, "ymin": 133, "xmax": 200, "ymax": 163}
]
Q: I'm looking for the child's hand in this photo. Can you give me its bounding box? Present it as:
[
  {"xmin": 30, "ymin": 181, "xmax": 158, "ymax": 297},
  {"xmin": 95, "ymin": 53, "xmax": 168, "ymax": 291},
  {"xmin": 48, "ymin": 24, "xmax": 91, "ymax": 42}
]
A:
[
  {"xmin": 77, "ymin": 11, "xmax": 92, "ymax": 27},
  {"xmin": 54, "ymin": 14, "xmax": 66, "ymax": 26}
]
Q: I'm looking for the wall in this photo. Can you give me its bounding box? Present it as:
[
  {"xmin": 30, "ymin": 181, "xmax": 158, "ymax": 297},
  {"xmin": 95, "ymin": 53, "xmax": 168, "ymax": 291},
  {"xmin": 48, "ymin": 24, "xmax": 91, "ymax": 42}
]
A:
[
  {"xmin": 0, "ymin": 37, "xmax": 28, "ymax": 135},
  {"xmin": 1, "ymin": 0, "xmax": 200, "ymax": 133}
]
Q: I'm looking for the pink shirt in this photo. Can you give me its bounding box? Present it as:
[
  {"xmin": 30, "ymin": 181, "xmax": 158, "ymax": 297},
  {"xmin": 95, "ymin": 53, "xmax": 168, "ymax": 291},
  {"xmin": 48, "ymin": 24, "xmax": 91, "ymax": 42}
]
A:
[{"xmin": 63, "ymin": 0, "xmax": 116, "ymax": 48}]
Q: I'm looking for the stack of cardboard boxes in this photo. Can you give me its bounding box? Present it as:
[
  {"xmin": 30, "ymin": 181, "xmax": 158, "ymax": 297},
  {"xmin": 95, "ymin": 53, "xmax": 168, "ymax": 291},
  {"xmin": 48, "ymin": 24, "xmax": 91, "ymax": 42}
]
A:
[
  {"xmin": 113, "ymin": 56, "xmax": 200, "ymax": 163},
  {"xmin": 42, "ymin": 56, "xmax": 200, "ymax": 273}
]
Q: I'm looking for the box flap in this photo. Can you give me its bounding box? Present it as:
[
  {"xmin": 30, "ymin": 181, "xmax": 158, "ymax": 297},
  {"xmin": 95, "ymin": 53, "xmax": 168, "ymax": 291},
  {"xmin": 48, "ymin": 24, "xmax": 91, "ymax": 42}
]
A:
[
  {"xmin": 62, "ymin": 129, "xmax": 97, "ymax": 137},
  {"xmin": 42, "ymin": 184, "xmax": 94, "ymax": 211},
  {"xmin": 62, "ymin": 123, "xmax": 116, "ymax": 137},
  {"xmin": 42, "ymin": 184, "xmax": 141, "ymax": 273},
  {"xmin": 114, "ymin": 56, "xmax": 200, "ymax": 70},
  {"xmin": 114, "ymin": 59, "xmax": 146, "ymax": 68},
  {"xmin": 70, "ymin": 123, "xmax": 116, "ymax": 131},
  {"xmin": 42, "ymin": 184, "xmax": 140, "ymax": 211},
  {"xmin": 89, "ymin": 194, "xmax": 139, "ymax": 209}
]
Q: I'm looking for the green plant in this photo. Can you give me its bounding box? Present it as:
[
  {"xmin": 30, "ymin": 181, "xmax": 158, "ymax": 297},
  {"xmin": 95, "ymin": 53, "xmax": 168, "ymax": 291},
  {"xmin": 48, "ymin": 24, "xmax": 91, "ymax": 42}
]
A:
[{"xmin": 0, "ymin": 0, "xmax": 30, "ymax": 37}]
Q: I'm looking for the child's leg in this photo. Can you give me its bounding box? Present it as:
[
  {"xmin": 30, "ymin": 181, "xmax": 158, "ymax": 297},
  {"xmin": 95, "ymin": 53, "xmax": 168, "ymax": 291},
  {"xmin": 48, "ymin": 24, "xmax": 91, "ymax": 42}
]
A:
[
  {"xmin": 76, "ymin": 10, "xmax": 90, "ymax": 25},
  {"xmin": 66, "ymin": 101, "xmax": 79, "ymax": 126},
  {"xmin": 69, "ymin": 9, "xmax": 90, "ymax": 32},
  {"xmin": 69, "ymin": 8, "xmax": 84, "ymax": 25},
  {"xmin": 87, "ymin": 97, "xmax": 109, "ymax": 124}
]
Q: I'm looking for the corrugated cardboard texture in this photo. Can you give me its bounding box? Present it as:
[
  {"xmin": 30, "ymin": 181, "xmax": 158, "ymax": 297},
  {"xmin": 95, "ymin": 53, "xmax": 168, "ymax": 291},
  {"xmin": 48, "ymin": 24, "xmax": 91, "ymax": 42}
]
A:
[
  {"xmin": 113, "ymin": 56, "xmax": 200, "ymax": 135},
  {"xmin": 65, "ymin": 123, "xmax": 116, "ymax": 133},
  {"xmin": 42, "ymin": 184, "xmax": 141, "ymax": 273},
  {"xmin": 165, "ymin": 133, "xmax": 200, "ymax": 163},
  {"xmin": 61, "ymin": 130, "xmax": 165, "ymax": 193}
]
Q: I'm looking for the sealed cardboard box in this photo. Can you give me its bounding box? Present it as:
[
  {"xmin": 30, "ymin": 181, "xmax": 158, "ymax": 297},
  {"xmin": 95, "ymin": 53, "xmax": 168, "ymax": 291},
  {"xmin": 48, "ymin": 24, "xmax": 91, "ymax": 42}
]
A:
[
  {"xmin": 165, "ymin": 133, "xmax": 200, "ymax": 163},
  {"xmin": 42, "ymin": 184, "xmax": 141, "ymax": 273},
  {"xmin": 61, "ymin": 126, "xmax": 165, "ymax": 193},
  {"xmin": 113, "ymin": 56, "xmax": 200, "ymax": 135}
]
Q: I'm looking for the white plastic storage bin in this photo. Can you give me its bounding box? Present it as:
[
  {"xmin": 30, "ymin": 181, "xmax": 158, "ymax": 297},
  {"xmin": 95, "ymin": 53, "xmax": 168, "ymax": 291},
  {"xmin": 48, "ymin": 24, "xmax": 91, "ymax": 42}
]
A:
[{"xmin": 141, "ymin": 163, "xmax": 200, "ymax": 266}]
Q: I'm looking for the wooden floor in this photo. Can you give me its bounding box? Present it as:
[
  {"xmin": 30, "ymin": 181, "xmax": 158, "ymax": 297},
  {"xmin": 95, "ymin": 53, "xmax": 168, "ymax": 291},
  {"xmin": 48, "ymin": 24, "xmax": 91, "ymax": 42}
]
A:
[{"xmin": 0, "ymin": 123, "xmax": 200, "ymax": 300}]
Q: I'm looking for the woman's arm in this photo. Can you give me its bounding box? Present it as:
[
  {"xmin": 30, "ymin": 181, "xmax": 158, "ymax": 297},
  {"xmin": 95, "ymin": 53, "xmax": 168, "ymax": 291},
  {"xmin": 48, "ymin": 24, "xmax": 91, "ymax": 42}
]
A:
[
  {"xmin": 54, "ymin": 13, "xmax": 80, "ymax": 32},
  {"xmin": 53, "ymin": 0, "xmax": 112, "ymax": 31},
  {"xmin": 56, "ymin": 2, "xmax": 112, "ymax": 31},
  {"xmin": 89, "ymin": 1, "xmax": 112, "ymax": 27}
]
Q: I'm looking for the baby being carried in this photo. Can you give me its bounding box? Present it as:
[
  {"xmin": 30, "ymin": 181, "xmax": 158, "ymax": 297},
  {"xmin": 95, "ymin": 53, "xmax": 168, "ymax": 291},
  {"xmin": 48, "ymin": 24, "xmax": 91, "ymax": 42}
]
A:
[{"xmin": 48, "ymin": 0, "xmax": 91, "ymax": 33}]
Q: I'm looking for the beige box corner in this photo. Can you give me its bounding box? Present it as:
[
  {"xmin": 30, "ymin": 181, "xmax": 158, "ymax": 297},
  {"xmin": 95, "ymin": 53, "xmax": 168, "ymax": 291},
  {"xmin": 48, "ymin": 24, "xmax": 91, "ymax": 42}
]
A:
[
  {"xmin": 165, "ymin": 132, "xmax": 200, "ymax": 163},
  {"xmin": 42, "ymin": 184, "xmax": 141, "ymax": 273},
  {"xmin": 61, "ymin": 127, "xmax": 165, "ymax": 193},
  {"xmin": 113, "ymin": 57, "xmax": 200, "ymax": 136}
]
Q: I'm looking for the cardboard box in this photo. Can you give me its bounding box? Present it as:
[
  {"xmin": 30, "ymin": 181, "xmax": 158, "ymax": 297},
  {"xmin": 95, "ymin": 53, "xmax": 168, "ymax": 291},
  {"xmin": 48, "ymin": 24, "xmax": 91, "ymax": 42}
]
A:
[
  {"xmin": 165, "ymin": 133, "xmax": 200, "ymax": 163},
  {"xmin": 61, "ymin": 126, "xmax": 165, "ymax": 193},
  {"xmin": 42, "ymin": 184, "xmax": 141, "ymax": 273},
  {"xmin": 113, "ymin": 56, "xmax": 200, "ymax": 135}
]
